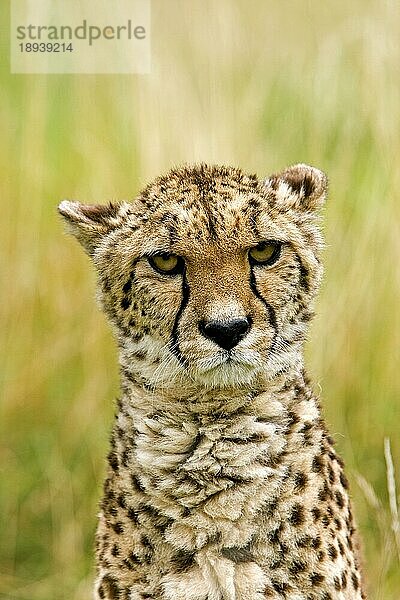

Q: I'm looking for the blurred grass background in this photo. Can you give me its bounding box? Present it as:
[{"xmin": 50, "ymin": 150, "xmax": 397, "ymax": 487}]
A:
[{"xmin": 1, "ymin": 0, "xmax": 400, "ymax": 598}]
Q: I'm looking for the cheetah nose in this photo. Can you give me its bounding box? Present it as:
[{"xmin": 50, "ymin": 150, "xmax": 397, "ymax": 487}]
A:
[{"xmin": 199, "ymin": 317, "xmax": 251, "ymax": 351}]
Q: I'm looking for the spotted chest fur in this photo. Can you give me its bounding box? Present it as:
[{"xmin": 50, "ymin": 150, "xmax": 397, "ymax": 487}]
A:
[{"xmin": 59, "ymin": 163, "xmax": 365, "ymax": 599}]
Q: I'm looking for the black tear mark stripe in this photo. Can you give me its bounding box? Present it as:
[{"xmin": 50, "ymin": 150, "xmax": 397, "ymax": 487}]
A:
[
  {"xmin": 294, "ymin": 253, "xmax": 310, "ymax": 292},
  {"xmin": 170, "ymin": 268, "xmax": 190, "ymax": 366},
  {"xmin": 249, "ymin": 267, "xmax": 278, "ymax": 333}
]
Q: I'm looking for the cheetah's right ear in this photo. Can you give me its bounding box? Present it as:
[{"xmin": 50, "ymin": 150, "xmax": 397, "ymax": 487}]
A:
[
  {"xmin": 58, "ymin": 200, "xmax": 131, "ymax": 256},
  {"xmin": 265, "ymin": 164, "xmax": 328, "ymax": 212}
]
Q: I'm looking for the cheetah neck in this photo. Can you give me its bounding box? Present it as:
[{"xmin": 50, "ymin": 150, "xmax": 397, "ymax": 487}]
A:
[{"xmin": 114, "ymin": 368, "xmax": 321, "ymax": 521}]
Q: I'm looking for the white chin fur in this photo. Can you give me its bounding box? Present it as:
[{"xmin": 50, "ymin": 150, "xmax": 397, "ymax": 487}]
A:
[
  {"xmin": 191, "ymin": 359, "xmax": 260, "ymax": 388},
  {"xmin": 184, "ymin": 346, "xmax": 262, "ymax": 388}
]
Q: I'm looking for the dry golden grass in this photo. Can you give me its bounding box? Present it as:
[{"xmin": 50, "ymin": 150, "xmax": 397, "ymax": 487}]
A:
[{"xmin": 1, "ymin": 1, "xmax": 399, "ymax": 598}]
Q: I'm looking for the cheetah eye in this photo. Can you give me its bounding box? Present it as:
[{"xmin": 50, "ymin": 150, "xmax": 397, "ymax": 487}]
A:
[
  {"xmin": 248, "ymin": 241, "xmax": 282, "ymax": 266},
  {"xmin": 148, "ymin": 253, "xmax": 185, "ymax": 275}
]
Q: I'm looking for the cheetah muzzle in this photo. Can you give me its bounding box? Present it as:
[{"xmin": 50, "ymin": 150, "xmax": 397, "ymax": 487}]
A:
[{"xmin": 59, "ymin": 163, "xmax": 365, "ymax": 600}]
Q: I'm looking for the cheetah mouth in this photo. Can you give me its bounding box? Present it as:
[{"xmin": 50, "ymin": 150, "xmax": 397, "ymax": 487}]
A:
[
  {"xmin": 194, "ymin": 349, "xmax": 262, "ymax": 377},
  {"xmin": 192, "ymin": 354, "xmax": 261, "ymax": 387}
]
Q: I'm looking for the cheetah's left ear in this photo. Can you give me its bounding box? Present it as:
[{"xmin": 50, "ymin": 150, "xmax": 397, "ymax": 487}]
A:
[
  {"xmin": 265, "ymin": 164, "xmax": 328, "ymax": 212},
  {"xmin": 58, "ymin": 200, "xmax": 131, "ymax": 256}
]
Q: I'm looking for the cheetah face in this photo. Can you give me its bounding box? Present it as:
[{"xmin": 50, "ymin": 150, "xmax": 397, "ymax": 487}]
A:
[{"xmin": 59, "ymin": 164, "xmax": 327, "ymax": 389}]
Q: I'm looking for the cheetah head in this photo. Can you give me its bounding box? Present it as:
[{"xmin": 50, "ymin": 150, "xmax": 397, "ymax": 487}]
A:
[{"xmin": 59, "ymin": 164, "xmax": 327, "ymax": 390}]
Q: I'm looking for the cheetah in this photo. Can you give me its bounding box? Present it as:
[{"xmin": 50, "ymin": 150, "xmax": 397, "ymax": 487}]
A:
[{"xmin": 59, "ymin": 163, "xmax": 365, "ymax": 600}]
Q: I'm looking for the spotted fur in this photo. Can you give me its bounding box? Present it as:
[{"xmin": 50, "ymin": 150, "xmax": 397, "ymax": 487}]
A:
[{"xmin": 59, "ymin": 163, "xmax": 365, "ymax": 600}]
